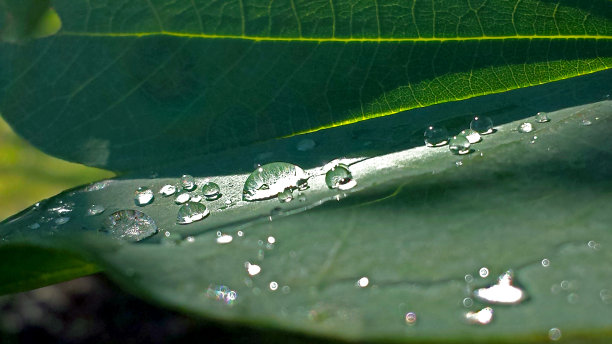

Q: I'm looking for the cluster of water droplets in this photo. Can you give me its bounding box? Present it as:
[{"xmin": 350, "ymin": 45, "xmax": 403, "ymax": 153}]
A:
[{"xmin": 424, "ymin": 116, "xmax": 494, "ymax": 156}]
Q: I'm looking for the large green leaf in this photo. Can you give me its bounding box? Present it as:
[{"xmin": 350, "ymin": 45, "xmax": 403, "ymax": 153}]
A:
[
  {"xmin": 1, "ymin": 66, "xmax": 612, "ymax": 341},
  {"xmin": 0, "ymin": 0, "xmax": 611, "ymax": 171}
]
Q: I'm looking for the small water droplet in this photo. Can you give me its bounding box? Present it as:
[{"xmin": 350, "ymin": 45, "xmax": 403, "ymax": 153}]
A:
[
  {"xmin": 181, "ymin": 175, "xmax": 196, "ymax": 190},
  {"xmin": 87, "ymin": 204, "xmax": 105, "ymax": 216},
  {"xmin": 356, "ymin": 277, "xmax": 369, "ymax": 288},
  {"xmin": 567, "ymin": 293, "xmax": 579, "ymax": 304},
  {"xmin": 479, "ymin": 267, "xmax": 489, "ymax": 278},
  {"xmin": 102, "ymin": 210, "xmax": 158, "ymax": 242},
  {"xmin": 201, "ymin": 181, "xmax": 221, "ymax": 200},
  {"xmin": 296, "ymin": 139, "xmax": 316, "ymax": 151},
  {"xmin": 465, "ymin": 307, "xmax": 493, "ymax": 325},
  {"xmin": 449, "ymin": 136, "xmax": 471, "ymax": 155},
  {"xmin": 28, "ymin": 223, "xmax": 40, "ymax": 230},
  {"xmin": 243, "ymin": 162, "xmax": 309, "ymax": 201},
  {"xmin": 600, "ymin": 289, "xmax": 612, "ymax": 304},
  {"xmin": 455, "ymin": 161, "xmax": 463, "ymax": 167},
  {"xmin": 474, "ymin": 270, "xmax": 526, "ymax": 304},
  {"xmin": 237, "ymin": 231, "xmax": 244, "ymax": 237},
  {"xmin": 185, "ymin": 236, "xmax": 195, "ymax": 243},
  {"xmin": 518, "ymin": 122, "xmax": 534, "ymax": 133},
  {"xmin": 281, "ymin": 285, "xmax": 291, "ymax": 294},
  {"xmin": 177, "ymin": 202, "xmax": 210, "ymax": 224},
  {"xmin": 269, "ymin": 281, "xmax": 279, "ymax": 291},
  {"xmin": 325, "ymin": 164, "xmax": 356, "ymax": 190},
  {"xmin": 462, "ymin": 297, "xmax": 474, "ymax": 307},
  {"xmin": 535, "ymin": 112, "xmax": 550, "ymax": 123},
  {"xmin": 267, "ymin": 236, "xmax": 276, "ymax": 244},
  {"xmin": 159, "ymin": 184, "xmax": 177, "ymax": 196},
  {"xmin": 560, "ymin": 280, "xmax": 570, "ymax": 290},
  {"xmin": 245, "ymin": 262, "xmax": 261, "ymax": 276},
  {"xmin": 458, "ymin": 128, "xmax": 481, "ymax": 144},
  {"xmin": 175, "ymin": 193, "xmax": 191, "ymax": 204},
  {"xmin": 541, "ymin": 258, "xmax": 550, "ymax": 267},
  {"xmin": 581, "ymin": 119, "xmax": 592, "ymax": 126},
  {"xmin": 424, "ymin": 125, "xmax": 449, "ymax": 147},
  {"xmin": 470, "ymin": 116, "xmax": 494, "ymax": 134},
  {"xmin": 405, "ymin": 312, "xmax": 417, "ymax": 325},
  {"xmin": 134, "ymin": 187, "xmax": 154, "ymax": 206},
  {"xmin": 206, "ymin": 285, "xmax": 237, "ymax": 306},
  {"xmin": 216, "ymin": 234, "xmax": 233, "ymax": 244},
  {"xmin": 54, "ymin": 217, "xmax": 70, "ymax": 225},
  {"xmin": 278, "ymin": 188, "xmax": 294, "ymax": 203},
  {"xmin": 465, "ymin": 274, "xmax": 474, "ymax": 283},
  {"xmin": 548, "ymin": 328, "xmax": 562, "ymax": 341},
  {"xmin": 587, "ymin": 240, "xmax": 601, "ymax": 250}
]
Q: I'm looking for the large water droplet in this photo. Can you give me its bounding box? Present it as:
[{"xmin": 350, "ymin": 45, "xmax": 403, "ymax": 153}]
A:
[
  {"xmin": 424, "ymin": 125, "xmax": 449, "ymax": 147},
  {"xmin": 159, "ymin": 184, "xmax": 177, "ymax": 197},
  {"xmin": 102, "ymin": 210, "xmax": 158, "ymax": 242},
  {"xmin": 470, "ymin": 116, "xmax": 494, "ymax": 134},
  {"xmin": 134, "ymin": 187, "xmax": 154, "ymax": 206},
  {"xmin": 201, "ymin": 181, "xmax": 221, "ymax": 200},
  {"xmin": 535, "ymin": 112, "xmax": 550, "ymax": 123},
  {"xmin": 86, "ymin": 204, "xmax": 105, "ymax": 216},
  {"xmin": 243, "ymin": 162, "xmax": 309, "ymax": 201},
  {"xmin": 465, "ymin": 307, "xmax": 493, "ymax": 325},
  {"xmin": 278, "ymin": 188, "xmax": 294, "ymax": 203},
  {"xmin": 474, "ymin": 270, "xmax": 526, "ymax": 304},
  {"xmin": 458, "ymin": 129, "xmax": 481, "ymax": 144},
  {"xmin": 181, "ymin": 174, "xmax": 196, "ymax": 190},
  {"xmin": 325, "ymin": 164, "xmax": 356, "ymax": 190},
  {"xmin": 177, "ymin": 202, "xmax": 209, "ymax": 224},
  {"xmin": 518, "ymin": 122, "xmax": 534, "ymax": 133},
  {"xmin": 449, "ymin": 136, "xmax": 471, "ymax": 155}
]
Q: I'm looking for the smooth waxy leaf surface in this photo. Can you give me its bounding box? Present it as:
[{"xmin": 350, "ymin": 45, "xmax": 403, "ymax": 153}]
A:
[
  {"xmin": 2, "ymin": 65, "xmax": 612, "ymax": 341},
  {"xmin": 0, "ymin": 0, "xmax": 611, "ymax": 171}
]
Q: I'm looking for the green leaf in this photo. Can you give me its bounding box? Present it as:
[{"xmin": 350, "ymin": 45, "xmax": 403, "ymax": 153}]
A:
[
  {"xmin": 2, "ymin": 66, "xmax": 612, "ymax": 341},
  {"xmin": 0, "ymin": 0, "xmax": 611, "ymax": 171},
  {"xmin": 0, "ymin": 0, "xmax": 61, "ymax": 42}
]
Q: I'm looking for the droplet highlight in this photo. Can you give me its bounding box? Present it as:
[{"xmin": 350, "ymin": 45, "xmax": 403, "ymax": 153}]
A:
[
  {"xmin": 177, "ymin": 202, "xmax": 210, "ymax": 225},
  {"xmin": 458, "ymin": 129, "xmax": 481, "ymax": 144},
  {"xmin": 535, "ymin": 112, "xmax": 550, "ymax": 123},
  {"xmin": 518, "ymin": 122, "xmax": 534, "ymax": 133},
  {"xmin": 474, "ymin": 270, "xmax": 526, "ymax": 304},
  {"xmin": 134, "ymin": 187, "xmax": 154, "ymax": 206},
  {"xmin": 465, "ymin": 307, "xmax": 493, "ymax": 325},
  {"xmin": 278, "ymin": 188, "xmax": 294, "ymax": 203},
  {"xmin": 449, "ymin": 136, "xmax": 471, "ymax": 155},
  {"xmin": 243, "ymin": 162, "xmax": 309, "ymax": 201},
  {"xmin": 175, "ymin": 193, "xmax": 191, "ymax": 204},
  {"xmin": 86, "ymin": 204, "xmax": 105, "ymax": 216},
  {"xmin": 424, "ymin": 125, "xmax": 449, "ymax": 147}
]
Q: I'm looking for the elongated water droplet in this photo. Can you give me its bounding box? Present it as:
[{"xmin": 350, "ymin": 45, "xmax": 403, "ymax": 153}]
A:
[
  {"xmin": 449, "ymin": 136, "xmax": 471, "ymax": 155},
  {"xmin": 102, "ymin": 210, "xmax": 158, "ymax": 242},
  {"xmin": 535, "ymin": 112, "xmax": 550, "ymax": 123},
  {"xmin": 181, "ymin": 174, "xmax": 196, "ymax": 190},
  {"xmin": 134, "ymin": 187, "xmax": 154, "ymax": 206},
  {"xmin": 325, "ymin": 164, "xmax": 356, "ymax": 190},
  {"xmin": 458, "ymin": 129, "xmax": 481, "ymax": 144},
  {"xmin": 216, "ymin": 234, "xmax": 233, "ymax": 244},
  {"xmin": 296, "ymin": 139, "xmax": 316, "ymax": 151},
  {"xmin": 474, "ymin": 270, "xmax": 526, "ymax": 304},
  {"xmin": 28, "ymin": 223, "xmax": 40, "ymax": 230},
  {"xmin": 424, "ymin": 125, "xmax": 449, "ymax": 147},
  {"xmin": 175, "ymin": 193, "xmax": 191, "ymax": 204},
  {"xmin": 87, "ymin": 204, "xmax": 105, "ymax": 216},
  {"xmin": 465, "ymin": 307, "xmax": 493, "ymax": 325},
  {"xmin": 201, "ymin": 181, "xmax": 221, "ymax": 200},
  {"xmin": 581, "ymin": 119, "xmax": 592, "ymax": 126},
  {"xmin": 470, "ymin": 116, "xmax": 494, "ymax": 134},
  {"xmin": 243, "ymin": 162, "xmax": 309, "ymax": 201},
  {"xmin": 54, "ymin": 217, "xmax": 70, "ymax": 225},
  {"xmin": 517, "ymin": 122, "xmax": 534, "ymax": 133},
  {"xmin": 177, "ymin": 202, "xmax": 209, "ymax": 224},
  {"xmin": 159, "ymin": 184, "xmax": 177, "ymax": 196},
  {"xmin": 278, "ymin": 188, "xmax": 294, "ymax": 203}
]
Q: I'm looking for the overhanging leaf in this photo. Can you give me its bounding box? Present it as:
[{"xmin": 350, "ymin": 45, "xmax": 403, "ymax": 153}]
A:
[{"xmin": 0, "ymin": 0, "xmax": 611, "ymax": 171}]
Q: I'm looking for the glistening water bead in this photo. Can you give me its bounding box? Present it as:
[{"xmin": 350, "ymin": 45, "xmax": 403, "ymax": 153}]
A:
[
  {"xmin": 458, "ymin": 129, "xmax": 481, "ymax": 144},
  {"xmin": 518, "ymin": 122, "xmax": 534, "ymax": 133},
  {"xmin": 448, "ymin": 136, "xmax": 471, "ymax": 155},
  {"xmin": 102, "ymin": 209, "xmax": 158, "ymax": 242},
  {"xmin": 470, "ymin": 116, "xmax": 494, "ymax": 134},
  {"xmin": 177, "ymin": 202, "xmax": 210, "ymax": 224},
  {"xmin": 201, "ymin": 181, "xmax": 221, "ymax": 200},
  {"xmin": 325, "ymin": 164, "xmax": 356, "ymax": 190},
  {"xmin": 242, "ymin": 162, "xmax": 309, "ymax": 201},
  {"xmin": 424, "ymin": 125, "xmax": 449, "ymax": 147},
  {"xmin": 278, "ymin": 188, "xmax": 294, "ymax": 203},
  {"xmin": 181, "ymin": 174, "xmax": 196, "ymax": 190},
  {"xmin": 134, "ymin": 187, "xmax": 154, "ymax": 206},
  {"xmin": 535, "ymin": 112, "xmax": 550, "ymax": 123}
]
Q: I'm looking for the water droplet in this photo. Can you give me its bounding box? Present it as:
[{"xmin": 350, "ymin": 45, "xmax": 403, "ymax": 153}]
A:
[
  {"xmin": 206, "ymin": 285, "xmax": 237, "ymax": 306},
  {"xmin": 191, "ymin": 195, "xmax": 203, "ymax": 202},
  {"xmin": 458, "ymin": 129, "xmax": 481, "ymax": 144},
  {"xmin": 269, "ymin": 281, "xmax": 279, "ymax": 291},
  {"xmin": 424, "ymin": 125, "xmax": 449, "ymax": 147},
  {"xmin": 455, "ymin": 161, "xmax": 463, "ymax": 167},
  {"xmin": 281, "ymin": 285, "xmax": 291, "ymax": 294},
  {"xmin": 159, "ymin": 184, "xmax": 177, "ymax": 196},
  {"xmin": 600, "ymin": 289, "xmax": 612, "ymax": 304},
  {"xmin": 405, "ymin": 312, "xmax": 417, "ymax": 325},
  {"xmin": 84, "ymin": 180, "xmax": 114, "ymax": 192},
  {"xmin": 134, "ymin": 187, "xmax": 154, "ymax": 206},
  {"xmin": 177, "ymin": 202, "xmax": 210, "ymax": 224},
  {"xmin": 474, "ymin": 270, "xmax": 526, "ymax": 304},
  {"xmin": 449, "ymin": 136, "xmax": 471, "ymax": 155},
  {"xmin": 587, "ymin": 240, "xmax": 601, "ymax": 250},
  {"xmin": 201, "ymin": 181, "xmax": 221, "ymax": 200},
  {"xmin": 465, "ymin": 307, "xmax": 493, "ymax": 325},
  {"xmin": 54, "ymin": 217, "xmax": 70, "ymax": 225},
  {"xmin": 243, "ymin": 162, "xmax": 309, "ymax": 201},
  {"xmin": 296, "ymin": 139, "xmax": 316, "ymax": 151},
  {"xmin": 356, "ymin": 277, "xmax": 369, "ymax": 288},
  {"xmin": 470, "ymin": 116, "xmax": 494, "ymax": 134},
  {"xmin": 465, "ymin": 274, "xmax": 474, "ymax": 283},
  {"xmin": 175, "ymin": 193, "xmax": 191, "ymax": 204},
  {"xmin": 325, "ymin": 164, "xmax": 356, "ymax": 190},
  {"xmin": 462, "ymin": 297, "xmax": 474, "ymax": 307},
  {"xmin": 278, "ymin": 188, "xmax": 294, "ymax": 203},
  {"xmin": 181, "ymin": 174, "xmax": 196, "ymax": 190},
  {"xmin": 548, "ymin": 328, "xmax": 562, "ymax": 341},
  {"xmin": 185, "ymin": 236, "xmax": 195, "ymax": 243},
  {"xmin": 560, "ymin": 280, "xmax": 570, "ymax": 290},
  {"xmin": 518, "ymin": 122, "xmax": 534, "ymax": 133},
  {"xmin": 102, "ymin": 210, "xmax": 158, "ymax": 242},
  {"xmin": 87, "ymin": 204, "xmax": 105, "ymax": 216},
  {"xmin": 47, "ymin": 200, "xmax": 74, "ymax": 215},
  {"xmin": 479, "ymin": 267, "xmax": 489, "ymax": 278},
  {"xmin": 535, "ymin": 112, "xmax": 550, "ymax": 123},
  {"xmin": 28, "ymin": 223, "xmax": 40, "ymax": 230},
  {"xmin": 581, "ymin": 119, "xmax": 592, "ymax": 126},
  {"xmin": 541, "ymin": 258, "xmax": 550, "ymax": 267},
  {"xmin": 267, "ymin": 236, "xmax": 276, "ymax": 244},
  {"xmin": 216, "ymin": 234, "xmax": 233, "ymax": 244},
  {"xmin": 245, "ymin": 262, "xmax": 261, "ymax": 276},
  {"xmin": 237, "ymin": 231, "xmax": 244, "ymax": 237}
]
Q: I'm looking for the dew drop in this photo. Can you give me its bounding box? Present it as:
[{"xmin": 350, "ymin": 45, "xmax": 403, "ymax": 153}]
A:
[
  {"xmin": 54, "ymin": 217, "xmax": 70, "ymax": 225},
  {"xmin": 296, "ymin": 139, "xmax": 316, "ymax": 151},
  {"xmin": 405, "ymin": 312, "xmax": 417, "ymax": 325},
  {"xmin": 134, "ymin": 187, "xmax": 154, "ymax": 206},
  {"xmin": 474, "ymin": 270, "xmax": 526, "ymax": 304},
  {"xmin": 465, "ymin": 307, "xmax": 493, "ymax": 325},
  {"xmin": 175, "ymin": 193, "xmax": 191, "ymax": 204},
  {"xmin": 541, "ymin": 258, "xmax": 550, "ymax": 267},
  {"xmin": 185, "ymin": 236, "xmax": 195, "ymax": 243},
  {"xmin": 177, "ymin": 202, "xmax": 209, "ymax": 224},
  {"xmin": 243, "ymin": 162, "xmax": 309, "ymax": 201},
  {"xmin": 278, "ymin": 188, "xmax": 294, "ymax": 203},
  {"xmin": 87, "ymin": 204, "xmax": 105, "ymax": 216},
  {"xmin": 518, "ymin": 122, "xmax": 534, "ymax": 133},
  {"xmin": 479, "ymin": 267, "xmax": 489, "ymax": 278},
  {"xmin": 458, "ymin": 129, "xmax": 481, "ymax": 144},
  {"xmin": 267, "ymin": 236, "xmax": 276, "ymax": 244},
  {"xmin": 470, "ymin": 116, "xmax": 494, "ymax": 134},
  {"xmin": 269, "ymin": 281, "xmax": 279, "ymax": 291},
  {"xmin": 535, "ymin": 112, "xmax": 550, "ymax": 123},
  {"xmin": 465, "ymin": 274, "xmax": 474, "ymax": 283},
  {"xmin": 245, "ymin": 262, "xmax": 261, "ymax": 276},
  {"xmin": 581, "ymin": 119, "xmax": 592, "ymax": 126},
  {"xmin": 449, "ymin": 136, "xmax": 471, "ymax": 155},
  {"xmin": 47, "ymin": 200, "xmax": 74, "ymax": 215},
  {"xmin": 462, "ymin": 297, "xmax": 474, "ymax": 307},
  {"xmin": 216, "ymin": 234, "xmax": 233, "ymax": 244},
  {"xmin": 181, "ymin": 174, "xmax": 196, "ymax": 190},
  {"xmin": 356, "ymin": 277, "xmax": 369, "ymax": 288},
  {"xmin": 548, "ymin": 328, "xmax": 562, "ymax": 341},
  {"xmin": 424, "ymin": 125, "xmax": 449, "ymax": 147},
  {"xmin": 281, "ymin": 285, "xmax": 291, "ymax": 294},
  {"xmin": 102, "ymin": 210, "xmax": 158, "ymax": 242},
  {"xmin": 159, "ymin": 184, "xmax": 177, "ymax": 196},
  {"xmin": 325, "ymin": 164, "xmax": 356, "ymax": 190},
  {"xmin": 201, "ymin": 181, "xmax": 221, "ymax": 200}
]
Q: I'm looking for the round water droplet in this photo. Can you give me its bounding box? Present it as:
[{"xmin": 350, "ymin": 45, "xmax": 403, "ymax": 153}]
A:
[
  {"xmin": 175, "ymin": 193, "xmax": 191, "ymax": 204},
  {"xmin": 325, "ymin": 164, "xmax": 356, "ymax": 190},
  {"xmin": 243, "ymin": 162, "xmax": 309, "ymax": 201},
  {"xmin": 134, "ymin": 187, "xmax": 154, "ymax": 206},
  {"xmin": 159, "ymin": 184, "xmax": 177, "ymax": 196},
  {"xmin": 465, "ymin": 274, "xmax": 474, "ymax": 283},
  {"xmin": 449, "ymin": 136, "xmax": 471, "ymax": 155},
  {"xmin": 548, "ymin": 328, "xmax": 562, "ymax": 341},
  {"xmin": 296, "ymin": 139, "xmax": 316, "ymax": 151},
  {"xmin": 581, "ymin": 119, "xmax": 592, "ymax": 126},
  {"xmin": 87, "ymin": 204, "xmax": 105, "ymax": 216},
  {"xmin": 278, "ymin": 188, "xmax": 294, "ymax": 203},
  {"xmin": 177, "ymin": 202, "xmax": 210, "ymax": 224},
  {"xmin": 458, "ymin": 129, "xmax": 481, "ymax": 144},
  {"xmin": 201, "ymin": 181, "xmax": 221, "ymax": 200},
  {"xmin": 518, "ymin": 122, "xmax": 534, "ymax": 133},
  {"xmin": 181, "ymin": 174, "xmax": 196, "ymax": 190},
  {"xmin": 470, "ymin": 116, "xmax": 494, "ymax": 134},
  {"xmin": 424, "ymin": 125, "xmax": 449, "ymax": 147},
  {"xmin": 356, "ymin": 277, "xmax": 369, "ymax": 288},
  {"xmin": 54, "ymin": 217, "xmax": 70, "ymax": 225},
  {"xmin": 479, "ymin": 267, "xmax": 489, "ymax": 278},
  {"xmin": 541, "ymin": 258, "xmax": 550, "ymax": 267},
  {"xmin": 535, "ymin": 112, "xmax": 550, "ymax": 123},
  {"xmin": 405, "ymin": 312, "xmax": 417, "ymax": 325},
  {"xmin": 269, "ymin": 281, "xmax": 279, "ymax": 291},
  {"xmin": 102, "ymin": 210, "xmax": 158, "ymax": 242},
  {"xmin": 462, "ymin": 297, "xmax": 474, "ymax": 307}
]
